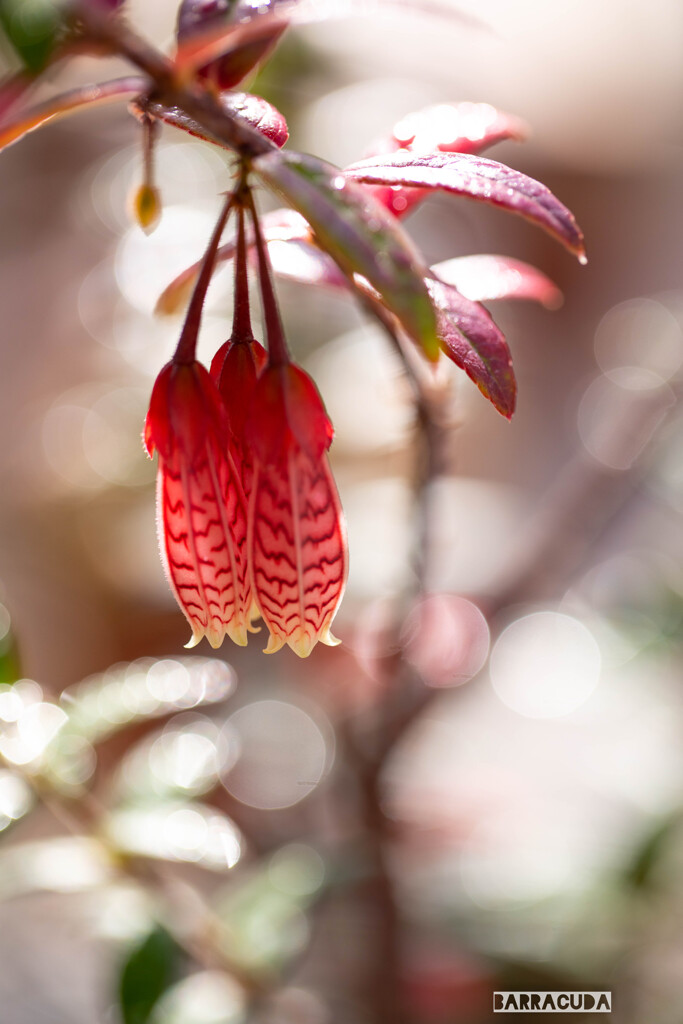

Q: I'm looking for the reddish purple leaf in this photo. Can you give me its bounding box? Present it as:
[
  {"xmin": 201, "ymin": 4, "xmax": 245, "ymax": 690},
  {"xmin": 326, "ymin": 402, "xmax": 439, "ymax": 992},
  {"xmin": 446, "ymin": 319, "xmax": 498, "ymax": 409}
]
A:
[
  {"xmin": 364, "ymin": 101, "xmax": 529, "ymax": 218},
  {"xmin": 254, "ymin": 150, "xmax": 439, "ymax": 360},
  {"xmin": 0, "ymin": 77, "xmax": 146, "ymax": 154},
  {"xmin": 173, "ymin": 4, "xmax": 290, "ymax": 78},
  {"xmin": 432, "ymin": 255, "xmax": 563, "ymax": 309},
  {"xmin": 175, "ymin": 0, "xmax": 287, "ymax": 90},
  {"xmin": 386, "ymin": 101, "xmax": 528, "ymax": 155},
  {"xmin": 427, "ymin": 276, "xmax": 516, "ymax": 419},
  {"xmin": 172, "ymin": 0, "xmax": 473, "ymax": 78},
  {"xmin": 345, "ymin": 151, "xmax": 586, "ymax": 261},
  {"xmin": 144, "ymin": 91, "xmax": 289, "ymax": 150}
]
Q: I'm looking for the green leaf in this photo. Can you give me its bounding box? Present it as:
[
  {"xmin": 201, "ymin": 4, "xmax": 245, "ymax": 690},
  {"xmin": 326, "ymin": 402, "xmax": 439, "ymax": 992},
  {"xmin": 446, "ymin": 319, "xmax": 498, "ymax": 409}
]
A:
[
  {"xmin": 119, "ymin": 925, "xmax": 182, "ymax": 1024},
  {"xmin": 622, "ymin": 814, "xmax": 679, "ymax": 891},
  {"xmin": 0, "ymin": 0, "xmax": 62, "ymax": 73},
  {"xmin": 0, "ymin": 600, "xmax": 21, "ymax": 684},
  {"xmin": 254, "ymin": 150, "xmax": 439, "ymax": 360}
]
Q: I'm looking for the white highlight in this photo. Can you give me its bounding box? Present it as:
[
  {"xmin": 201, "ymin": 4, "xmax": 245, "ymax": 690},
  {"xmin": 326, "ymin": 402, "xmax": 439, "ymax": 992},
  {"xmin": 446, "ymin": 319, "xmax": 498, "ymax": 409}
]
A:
[{"xmin": 490, "ymin": 611, "xmax": 601, "ymax": 719}]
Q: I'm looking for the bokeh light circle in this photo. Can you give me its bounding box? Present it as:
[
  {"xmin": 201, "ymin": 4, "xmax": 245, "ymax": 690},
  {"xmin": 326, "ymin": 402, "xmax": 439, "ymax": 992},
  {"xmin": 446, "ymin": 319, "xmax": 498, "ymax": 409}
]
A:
[
  {"xmin": 490, "ymin": 611, "xmax": 601, "ymax": 718},
  {"xmin": 222, "ymin": 701, "xmax": 330, "ymax": 810}
]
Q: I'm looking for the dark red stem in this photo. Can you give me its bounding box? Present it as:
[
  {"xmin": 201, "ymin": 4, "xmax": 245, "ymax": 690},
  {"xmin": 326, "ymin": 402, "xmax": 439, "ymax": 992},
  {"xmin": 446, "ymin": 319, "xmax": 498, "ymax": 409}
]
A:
[
  {"xmin": 246, "ymin": 188, "xmax": 289, "ymax": 366},
  {"xmin": 231, "ymin": 201, "xmax": 253, "ymax": 341},
  {"xmin": 142, "ymin": 111, "xmax": 157, "ymax": 190},
  {"xmin": 174, "ymin": 190, "xmax": 236, "ymax": 364}
]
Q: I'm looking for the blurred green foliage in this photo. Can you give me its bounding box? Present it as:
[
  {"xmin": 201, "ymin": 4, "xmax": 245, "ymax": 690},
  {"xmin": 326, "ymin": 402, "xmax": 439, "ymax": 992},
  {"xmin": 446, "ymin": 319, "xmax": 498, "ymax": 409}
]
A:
[
  {"xmin": 0, "ymin": 601, "xmax": 20, "ymax": 684},
  {"xmin": 0, "ymin": 0, "xmax": 61, "ymax": 72},
  {"xmin": 119, "ymin": 925, "xmax": 183, "ymax": 1024}
]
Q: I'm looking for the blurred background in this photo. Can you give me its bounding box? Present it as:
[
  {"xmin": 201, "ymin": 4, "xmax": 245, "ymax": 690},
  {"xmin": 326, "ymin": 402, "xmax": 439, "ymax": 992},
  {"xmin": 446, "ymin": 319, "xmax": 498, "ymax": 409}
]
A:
[{"xmin": 1, "ymin": 0, "xmax": 683, "ymax": 1021}]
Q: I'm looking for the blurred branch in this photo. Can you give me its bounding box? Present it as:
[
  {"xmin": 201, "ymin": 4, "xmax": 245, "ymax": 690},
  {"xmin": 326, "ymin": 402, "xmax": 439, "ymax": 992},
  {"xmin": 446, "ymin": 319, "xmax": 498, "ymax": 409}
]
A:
[
  {"xmin": 486, "ymin": 381, "xmax": 680, "ymax": 615},
  {"xmin": 0, "ymin": 752, "xmax": 268, "ymax": 1000},
  {"xmin": 72, "ymin": 5, "xmax": 274, "ymax": 159},
  {"xmin": 340, "ymin": 321, "xmax": 682, "ymax": 1022}
]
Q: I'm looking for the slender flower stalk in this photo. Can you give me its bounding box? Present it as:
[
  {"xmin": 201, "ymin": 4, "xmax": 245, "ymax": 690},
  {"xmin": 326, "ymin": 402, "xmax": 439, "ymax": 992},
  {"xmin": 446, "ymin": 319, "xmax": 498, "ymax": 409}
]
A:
[
  {"xmin": 144, "ymin": 190, "xmax": 252, "ymax": 648},
  {"xmin": 130, "ymin": 110, "xmax": 161, "ymax": 234},
  {"xmin": 210, "ymin": 196, "xmax": 268, "ymax": 498},
  {"xmin": 245, "ymin": 188, "xmax": 348, "ymax": 657}
]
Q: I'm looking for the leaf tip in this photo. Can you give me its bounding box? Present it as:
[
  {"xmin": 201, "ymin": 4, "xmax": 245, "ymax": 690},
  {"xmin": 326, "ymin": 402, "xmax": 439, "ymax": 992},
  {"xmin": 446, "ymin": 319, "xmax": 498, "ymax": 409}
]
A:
[{"xmin": 155, "ymin": 274, "xmax": 197, "ymax": 318}]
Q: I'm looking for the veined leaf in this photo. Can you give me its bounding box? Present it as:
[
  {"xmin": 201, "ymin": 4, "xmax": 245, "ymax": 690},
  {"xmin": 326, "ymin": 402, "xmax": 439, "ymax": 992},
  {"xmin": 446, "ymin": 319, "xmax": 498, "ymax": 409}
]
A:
[
  {"xmin": 255, "ymin": 150, "xmax": 439, "ymax": 359},
  {"xmin": 345, "ymin": 151, "xmax": 586, "ymax": 261},
  {"xmin": 143, "ymin": 91, "xmax": 288, "ymax": 151},
  {"xmin": 427, "ymin": 276, "xmax": 516, "ymax": 418},
  {"xmin": 364, "ymin": 101, "xmax": 529, "ymax": 218},
  {"xmin": 433, "ymin": 255, "xmax": 562, "ymax": 308},
  {"xmin": 0, "ymin": 77, "xmax": 146, "ymax": 154}
]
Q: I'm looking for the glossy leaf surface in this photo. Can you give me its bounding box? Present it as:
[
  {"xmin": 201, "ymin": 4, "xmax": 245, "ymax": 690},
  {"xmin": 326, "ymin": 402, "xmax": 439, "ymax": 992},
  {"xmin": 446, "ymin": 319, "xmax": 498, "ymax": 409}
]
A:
[
  {"xmin": 365, "ymin": 101, "xmax": 528, "ymax": 217},
  {"xmin": 380, "ymin": 101, "xmax": 528, "ymax": 156},
  {"xmin": 345, "ymin": 151, "xmax": 586, "ymax": 259},
  {"xmin": 255, "ymin": 150, "xmax": 439, "ymax": 359},
  {"xmin": 174, "ymin": 1, "xmax": 290, "ymax": 81},
  {"xmin": 145, "ymin": 91, "xmax": 288, "ymax": 150},
  {"xmin": 433, "ymin": 254, "xmax": 562, "ymax": 308},
  {"xmin": 428, "ymin": 276, "xmax": 516, "ymax": 418}
]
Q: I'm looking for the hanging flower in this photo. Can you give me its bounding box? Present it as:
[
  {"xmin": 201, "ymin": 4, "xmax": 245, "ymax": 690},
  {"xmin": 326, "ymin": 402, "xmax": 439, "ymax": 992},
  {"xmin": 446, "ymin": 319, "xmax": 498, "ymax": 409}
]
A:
[
  {"xmin": 144, "ymin": 359, "xmax": 252, "ymax": 648},
  {"xmin": 144, "ymin": 192, "xmax": 253, "ymax": 649},
  {"xmin": 210, "ymin": 202, "xmax": 267, "ymax": 500},
  {"xmin": 238, "ymin": 187, "xmax": 348, "ymax": 657},
  {"xmin": 246, "ymin": 361, "xmax": 348, "ymax": 657},
  {"xmin": 211, "ymin": 335, "xmax": 267, "ymax": 495}
]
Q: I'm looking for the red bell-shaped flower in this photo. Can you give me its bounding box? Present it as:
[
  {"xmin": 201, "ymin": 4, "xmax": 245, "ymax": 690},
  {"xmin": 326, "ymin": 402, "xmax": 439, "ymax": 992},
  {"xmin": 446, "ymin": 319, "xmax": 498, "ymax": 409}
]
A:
[
  {"xmin": 246, "ymin": 362, "xmax": 348, "ymax": 658},
  {"xmin": 144, "ymin": 359, "xmax": 251, "ymax": 648},
  {"xmin": 211, "ymin": 334, "xmax": 267, "ymax": 498}
]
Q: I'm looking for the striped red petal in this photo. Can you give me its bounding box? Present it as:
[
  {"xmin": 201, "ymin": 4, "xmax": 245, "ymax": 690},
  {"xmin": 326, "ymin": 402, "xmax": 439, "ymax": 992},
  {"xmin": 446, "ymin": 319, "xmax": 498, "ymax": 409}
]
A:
[
  {"xmin": 211, "ymin": 337, "xmax": 268, "ymax": 500},
  {"xmin": 246, "ymin": 365, "xmax": 347, "ymax": 657},
  {"xmin": 146, "ymin": 362, "xmax": 252, "ymax": 648}
]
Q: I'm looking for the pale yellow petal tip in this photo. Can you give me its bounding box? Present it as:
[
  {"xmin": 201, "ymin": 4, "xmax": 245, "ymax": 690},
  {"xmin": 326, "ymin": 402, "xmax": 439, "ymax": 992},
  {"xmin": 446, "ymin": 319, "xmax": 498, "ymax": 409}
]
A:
[
  {"xmin": 184, "ymin": 630, "xmax": 203, "ymax": 650},
  {"xmin": 247, "ymin": 602, "xmax": 262, "ymax": 633},
  {"xmin": 226, "ymin": 625, "xmax": 249, "ymax": 648},
  {"xmin": 320, "ymin": 628, "xmax": 342, "ymax": 648},
  {"xmin": 289, "ymin": 634, "xmax": 316, "ymax": 659},
  {"xmin": 264, "ymin": 633, "xmax": 285, "ymax": 655}
]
